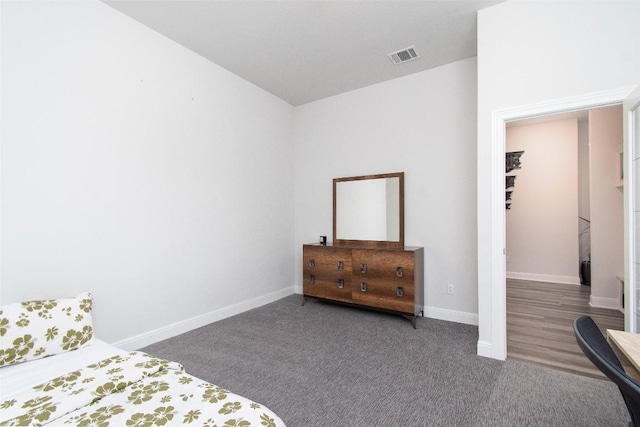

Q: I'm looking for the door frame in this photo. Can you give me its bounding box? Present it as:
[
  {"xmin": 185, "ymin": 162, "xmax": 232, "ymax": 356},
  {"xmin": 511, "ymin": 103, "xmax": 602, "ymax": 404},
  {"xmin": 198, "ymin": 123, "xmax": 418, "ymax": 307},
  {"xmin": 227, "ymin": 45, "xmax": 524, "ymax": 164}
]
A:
[
  {"xmin": 487, "ymin": 86, "xmax": 637, "ymax": 360},
  {"xmin": 624, "ymin": 86, "xmax": 640, "ymax": 332}
]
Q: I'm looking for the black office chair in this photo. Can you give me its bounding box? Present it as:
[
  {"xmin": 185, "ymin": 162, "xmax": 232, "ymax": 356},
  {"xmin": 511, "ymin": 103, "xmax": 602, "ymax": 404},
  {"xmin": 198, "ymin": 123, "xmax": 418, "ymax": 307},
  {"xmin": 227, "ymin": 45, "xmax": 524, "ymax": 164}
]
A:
[{"xmin": 574, "ymin": 315, "xmax": 640, "ymax": 427}]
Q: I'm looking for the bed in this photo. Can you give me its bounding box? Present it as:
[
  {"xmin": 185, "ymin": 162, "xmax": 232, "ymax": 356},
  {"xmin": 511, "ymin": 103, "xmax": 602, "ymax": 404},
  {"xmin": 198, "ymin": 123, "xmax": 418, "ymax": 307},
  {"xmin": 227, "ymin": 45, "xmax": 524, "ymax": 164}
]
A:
[{"xmin": 0, "ymin": 293, "xmax": 285, "ymax": 426}]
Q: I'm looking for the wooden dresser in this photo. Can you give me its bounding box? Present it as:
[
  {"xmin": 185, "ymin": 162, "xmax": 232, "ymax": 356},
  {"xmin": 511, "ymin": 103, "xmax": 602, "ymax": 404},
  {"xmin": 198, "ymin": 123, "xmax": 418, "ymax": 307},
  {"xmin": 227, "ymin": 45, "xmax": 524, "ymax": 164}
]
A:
[{"xmin": 302, "ymin": 243, "xmax": 424, "ymax": 327}]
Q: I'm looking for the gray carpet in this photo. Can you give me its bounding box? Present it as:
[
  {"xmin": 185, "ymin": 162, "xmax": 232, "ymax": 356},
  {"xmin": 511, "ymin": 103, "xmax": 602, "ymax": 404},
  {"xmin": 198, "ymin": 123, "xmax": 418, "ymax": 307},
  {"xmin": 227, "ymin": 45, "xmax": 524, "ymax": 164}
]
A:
[{"xmin": 141, "ymin": 295, "xmax": 629, "ymax": 426}]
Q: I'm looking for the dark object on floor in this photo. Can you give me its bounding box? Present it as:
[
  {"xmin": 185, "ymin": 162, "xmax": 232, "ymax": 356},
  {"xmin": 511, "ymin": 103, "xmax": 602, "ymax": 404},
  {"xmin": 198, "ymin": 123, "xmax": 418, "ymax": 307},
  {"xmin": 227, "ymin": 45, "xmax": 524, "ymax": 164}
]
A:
[
  {"xmin": 574, "ymin": 315, "xmax": 640, "ymax": 427},
  {"xmin": 580, "ymin": 260, "xmax": 591, "ymax": 286}
]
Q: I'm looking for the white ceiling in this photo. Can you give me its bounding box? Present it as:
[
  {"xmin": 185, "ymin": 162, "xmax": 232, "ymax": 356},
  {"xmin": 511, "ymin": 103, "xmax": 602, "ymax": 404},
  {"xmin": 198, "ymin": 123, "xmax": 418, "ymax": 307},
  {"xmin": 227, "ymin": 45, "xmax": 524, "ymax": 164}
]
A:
[{"xmin": 103, "ymin": 0, "xmax": 504, "ymax": 106}]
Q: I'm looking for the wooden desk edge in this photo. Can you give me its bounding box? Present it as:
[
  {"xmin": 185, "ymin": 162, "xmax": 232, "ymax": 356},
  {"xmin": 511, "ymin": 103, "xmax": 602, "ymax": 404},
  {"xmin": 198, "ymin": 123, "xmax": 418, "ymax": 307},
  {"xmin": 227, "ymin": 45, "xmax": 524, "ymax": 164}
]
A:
[{"xmin": 607, "ymin": 329, "xmax": 640, "ymax": 382}]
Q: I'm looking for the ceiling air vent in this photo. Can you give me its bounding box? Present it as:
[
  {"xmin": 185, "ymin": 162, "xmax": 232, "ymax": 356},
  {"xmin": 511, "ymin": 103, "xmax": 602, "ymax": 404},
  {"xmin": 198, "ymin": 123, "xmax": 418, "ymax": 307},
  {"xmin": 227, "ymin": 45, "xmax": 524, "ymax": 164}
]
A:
[{"xmin": 388, "ymin": 46, "xmax": 419, "ymax": 65}]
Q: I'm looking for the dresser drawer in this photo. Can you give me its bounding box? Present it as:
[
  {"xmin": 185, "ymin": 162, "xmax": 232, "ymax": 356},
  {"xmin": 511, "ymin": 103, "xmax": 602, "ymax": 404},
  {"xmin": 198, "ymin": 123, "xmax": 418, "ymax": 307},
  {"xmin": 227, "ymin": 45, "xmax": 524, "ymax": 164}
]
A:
[
  {"xmin": 303, "ymin": 246, "xmax": 352, "ymax": 279},
  {"xmin": 303, "ymin": 275, "xmax": 353, "ymax": 303},
  {"xmin": 351, "ymin": 249, "xmax": 415, "ymax": 281},
  {"xmin": 303, "ymin": 245, "xmax": 352, "ymax": 302},
  {"xmin": 352, "ymin": 278, "xmax": 415, "ymax": 314}
]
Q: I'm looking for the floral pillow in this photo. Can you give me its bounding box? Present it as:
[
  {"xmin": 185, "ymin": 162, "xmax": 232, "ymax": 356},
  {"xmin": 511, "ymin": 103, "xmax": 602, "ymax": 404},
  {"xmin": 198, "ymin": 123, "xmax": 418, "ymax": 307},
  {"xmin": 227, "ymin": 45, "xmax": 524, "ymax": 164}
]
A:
[{"xmin": 0, "ymin": 292, "xmax": 95, "ymax": 367}]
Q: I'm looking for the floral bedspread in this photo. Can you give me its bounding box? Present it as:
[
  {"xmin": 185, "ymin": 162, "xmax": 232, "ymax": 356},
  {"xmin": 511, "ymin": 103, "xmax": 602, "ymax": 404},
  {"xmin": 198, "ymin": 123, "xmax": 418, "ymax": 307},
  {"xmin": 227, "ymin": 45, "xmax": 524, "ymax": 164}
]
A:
[{"xmin": 0, "ymin": 351, "xmax": 285, "ymax": 427}]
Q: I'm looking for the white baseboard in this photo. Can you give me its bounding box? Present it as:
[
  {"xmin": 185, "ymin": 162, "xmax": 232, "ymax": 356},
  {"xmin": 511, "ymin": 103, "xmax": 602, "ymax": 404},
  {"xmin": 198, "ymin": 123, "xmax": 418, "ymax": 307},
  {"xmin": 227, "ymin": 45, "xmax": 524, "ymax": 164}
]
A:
[
  {"xmin": 590, "ymin": 295, "xmax": 621, "ymax": 310},
  {"xmin": 112, "ymin": 287, "xmax": 296, "ymax": 351},
  {"xmin": 422, "ymin": 305, "xmax": 478, "ymax": 326},
  {"xmin": 507, "ymin": 271, "xmax": 581, "ymax": 285},
  {"xmin": 476, "ymin": 340, "xmax": 505, "ymax": 360}
]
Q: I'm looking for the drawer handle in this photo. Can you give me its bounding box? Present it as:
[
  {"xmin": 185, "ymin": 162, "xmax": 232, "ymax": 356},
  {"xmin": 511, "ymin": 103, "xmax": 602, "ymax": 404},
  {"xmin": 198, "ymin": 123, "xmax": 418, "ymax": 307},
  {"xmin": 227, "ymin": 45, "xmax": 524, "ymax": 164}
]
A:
[
  {"xmin": 337, "ymin": 261, "xmax": 344, "ymax": 271},
  {"xmin": 360, "ymin": 263, "xmax": 367, "ymax": 274},
  {"xmin": 396, "ymin": 286, "xmax": 404, "ymax": 298},
  {"xmin": 396, "ymin": 267, "xmax": 403, "ymax": 277},
  {"xmin": 309, "ymin": 275, "xmax": 315, "ymax": 285},
  {"xmin": 337, "ymin": 279, "xmax": 344, "ymax": 289},
  {"xmin": 360, "ymin": 282, "xmax": 367, "ymax": 292},
  {"xmin": 308, "ymin": 259, "xmax": 315, "ymax": 268}
]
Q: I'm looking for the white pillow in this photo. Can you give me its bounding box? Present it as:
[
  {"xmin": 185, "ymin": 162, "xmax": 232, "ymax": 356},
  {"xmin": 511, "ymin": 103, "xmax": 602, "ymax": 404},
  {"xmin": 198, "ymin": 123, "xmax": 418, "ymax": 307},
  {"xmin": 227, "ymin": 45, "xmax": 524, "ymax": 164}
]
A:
[{"xmin": 0, "ymin": 292, "xmax": 95, "ymax": 367}]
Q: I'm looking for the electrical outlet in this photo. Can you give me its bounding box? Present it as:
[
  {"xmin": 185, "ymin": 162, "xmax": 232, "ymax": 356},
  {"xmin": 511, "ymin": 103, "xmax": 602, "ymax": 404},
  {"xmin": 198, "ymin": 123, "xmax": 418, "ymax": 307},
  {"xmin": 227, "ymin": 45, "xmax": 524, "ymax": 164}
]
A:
[{"xmin": 447, "ymin": 284, "xmax": 454, "ymax": 295}]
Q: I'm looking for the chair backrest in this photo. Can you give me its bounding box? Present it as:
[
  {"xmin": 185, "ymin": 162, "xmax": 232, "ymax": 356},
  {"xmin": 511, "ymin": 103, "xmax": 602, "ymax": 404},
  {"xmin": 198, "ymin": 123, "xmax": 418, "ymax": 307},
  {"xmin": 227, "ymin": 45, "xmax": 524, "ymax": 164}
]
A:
[{"xmin": 573, "ymin": 315, "xmax": 640, "ymax": 426}]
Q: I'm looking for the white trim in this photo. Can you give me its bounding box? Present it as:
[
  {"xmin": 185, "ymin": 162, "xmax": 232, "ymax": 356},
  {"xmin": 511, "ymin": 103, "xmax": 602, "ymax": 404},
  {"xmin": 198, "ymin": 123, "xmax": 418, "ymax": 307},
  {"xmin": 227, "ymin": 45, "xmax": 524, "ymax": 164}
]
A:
[
  {"xmin": 624, "ymin": 85, "xmax": 640, "ymax": 332},
  {"xmin": 112, "ymin": 287, "xmax": 295, "ymax": 350},
  {"xmin": 486, "ymin": 86, "xmax": 636, "ymax": 361},
  {"xmin": 477, "ymin": 340, "xmax": 494, "ymax": 359},
  {"xmin": 498, "ymin": 87, "xmax": 636, "ymax": 124},
  {"xmin": 489, "ymin": 108, "xmax": 507, "ymax": 361},
  {"xmin": 506, "ymin": 271, "xmax": 581, "ymax": 285},
  {"xmin": 590, "ymin": 295, "xmax": 621, "ymax": 310},
  {"xmin": 423, "ymin": 305, "xmax": 478, "ymax": 326}
]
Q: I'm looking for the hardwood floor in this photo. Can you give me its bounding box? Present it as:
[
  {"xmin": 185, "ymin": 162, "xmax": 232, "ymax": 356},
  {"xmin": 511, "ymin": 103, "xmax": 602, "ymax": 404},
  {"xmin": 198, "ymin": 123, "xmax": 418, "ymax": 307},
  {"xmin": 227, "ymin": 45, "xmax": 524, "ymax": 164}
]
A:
[{"xmin": 507, "ymin": 278, "xmax": 624, "ymax": 379}]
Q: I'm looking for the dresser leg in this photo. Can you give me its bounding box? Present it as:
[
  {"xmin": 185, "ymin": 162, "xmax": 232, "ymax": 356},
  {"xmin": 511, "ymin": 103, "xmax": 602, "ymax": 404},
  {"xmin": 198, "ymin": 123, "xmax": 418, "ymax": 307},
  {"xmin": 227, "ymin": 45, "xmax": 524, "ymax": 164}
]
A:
[
  {"xmin": 301, "ymin": 296, "xmax": 309, "ymax": 306},
  {"xmin": 412, "ymin": 310, "xmax": 424, "ymax": 329},
  {"xmin": 402, "ymin": 314, "xmax": 418, "ymax": 329}
]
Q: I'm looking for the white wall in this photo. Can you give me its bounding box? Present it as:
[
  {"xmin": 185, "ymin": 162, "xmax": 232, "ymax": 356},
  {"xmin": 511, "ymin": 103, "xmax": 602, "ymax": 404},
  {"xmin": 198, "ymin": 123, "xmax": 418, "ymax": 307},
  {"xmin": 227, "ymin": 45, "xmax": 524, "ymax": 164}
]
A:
[
  {"xmin": 477, "ymin": 0, "xmax": 640, "ymax": 358},
  {"xmin": 294, "ymin": 57, "xmax": 479, "ymax": 324},
  {"xmin": 589, "ymin": 105, "xmax": 624, "ymax": 309},
  {"xmin": 1, "ymin": 1, "xmax": 295, "ymax": 346},
  {"xmin": 505, "ymin": 119, "xmax": 579, "ymax": 284}
]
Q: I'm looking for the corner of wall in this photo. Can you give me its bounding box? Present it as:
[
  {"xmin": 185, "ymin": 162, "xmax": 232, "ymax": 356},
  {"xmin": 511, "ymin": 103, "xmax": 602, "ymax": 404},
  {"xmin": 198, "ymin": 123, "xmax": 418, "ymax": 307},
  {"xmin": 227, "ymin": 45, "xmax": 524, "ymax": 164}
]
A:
[{"xmin": 112, "ymin": 287, "xmax": 296, "ymax": 350}]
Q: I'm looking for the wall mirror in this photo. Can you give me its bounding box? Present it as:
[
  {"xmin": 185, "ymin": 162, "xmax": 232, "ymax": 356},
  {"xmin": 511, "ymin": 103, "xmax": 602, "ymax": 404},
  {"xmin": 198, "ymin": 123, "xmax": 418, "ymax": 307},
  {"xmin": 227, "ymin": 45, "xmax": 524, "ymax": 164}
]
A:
[{"xmin": 333, "ymin": 172, "xmax": 404, "ymax": 248}]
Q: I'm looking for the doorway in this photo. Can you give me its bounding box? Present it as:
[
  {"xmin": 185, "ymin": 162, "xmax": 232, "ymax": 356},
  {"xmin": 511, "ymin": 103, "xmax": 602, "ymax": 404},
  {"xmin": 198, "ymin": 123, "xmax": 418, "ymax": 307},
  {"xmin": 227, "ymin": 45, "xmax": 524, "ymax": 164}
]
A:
[
  {"xmin": 503, "ymin": 108, "xmax": 625, "ymax": 376},
  {"xmin": 482, "ymin": 86, "xmax": 637, "ymax": 361}
]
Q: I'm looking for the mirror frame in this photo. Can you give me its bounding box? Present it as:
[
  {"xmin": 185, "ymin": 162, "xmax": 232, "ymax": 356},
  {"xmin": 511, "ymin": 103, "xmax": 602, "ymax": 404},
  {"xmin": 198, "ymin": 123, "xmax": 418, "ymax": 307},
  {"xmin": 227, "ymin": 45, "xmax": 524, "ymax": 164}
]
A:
[{"xmin": 333, "ymin": 172, "xmax": 404, "ymax": 248}]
